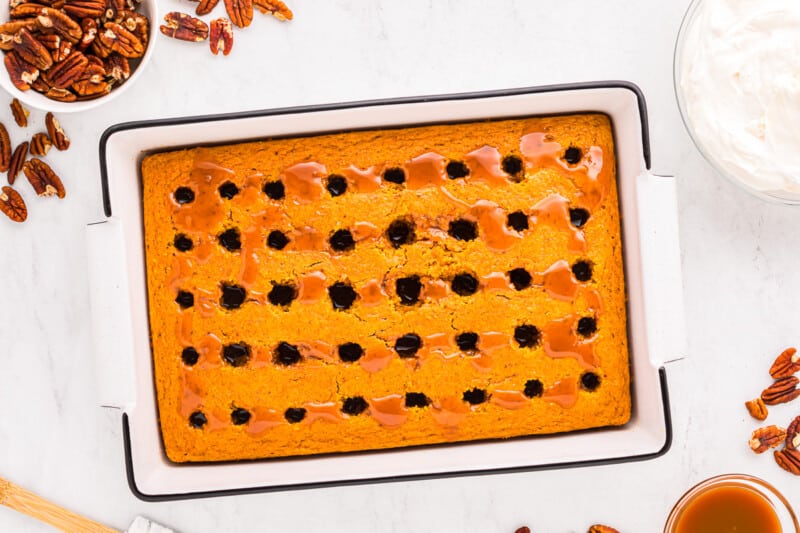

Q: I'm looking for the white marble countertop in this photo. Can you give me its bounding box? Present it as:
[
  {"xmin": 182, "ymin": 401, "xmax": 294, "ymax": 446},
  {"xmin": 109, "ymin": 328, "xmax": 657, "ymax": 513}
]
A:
[{"xmin": 1, "ymin": 0, "xmax": 799, "ymax": 531}]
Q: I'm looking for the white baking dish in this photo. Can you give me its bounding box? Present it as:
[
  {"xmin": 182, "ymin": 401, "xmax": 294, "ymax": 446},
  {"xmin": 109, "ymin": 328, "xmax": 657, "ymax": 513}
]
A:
[{"xmin": 88, "ymin": 83, "xmax": 686, "ymax": 500}]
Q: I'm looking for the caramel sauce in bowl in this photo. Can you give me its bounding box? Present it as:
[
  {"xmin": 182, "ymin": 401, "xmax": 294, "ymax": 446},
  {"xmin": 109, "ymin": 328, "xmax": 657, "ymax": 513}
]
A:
[{"xmin": 664, "ymin": 474, "xmax": 798, "ymax": 533}]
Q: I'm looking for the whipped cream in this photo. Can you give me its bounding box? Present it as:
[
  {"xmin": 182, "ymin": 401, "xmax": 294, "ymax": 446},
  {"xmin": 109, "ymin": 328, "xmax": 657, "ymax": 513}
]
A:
[{"xmin": 679, "ymin": 0, "xmax": 800, "ymax": 195}]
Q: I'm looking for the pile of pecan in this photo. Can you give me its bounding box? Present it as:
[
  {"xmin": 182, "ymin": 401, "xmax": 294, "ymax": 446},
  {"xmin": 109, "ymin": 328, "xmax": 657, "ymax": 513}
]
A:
[
  {"xmin": 0, "ymin": 0, "xmax": 149, "ymax": 102},
  {"xmin": 0, "ymin": 97, "xmax": 69, "ymax": 222},
  {"xmin": 159, "ymin": 0, "xmax": 291, "ymax": 57},
  {"xmin": 745, "ymin": 347, "xmax": 800, "ymax": 475}
]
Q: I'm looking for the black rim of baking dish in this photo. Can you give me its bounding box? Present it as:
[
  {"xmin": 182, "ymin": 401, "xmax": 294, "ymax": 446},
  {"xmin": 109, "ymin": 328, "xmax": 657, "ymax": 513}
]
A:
[{"xmin": 99, "ymin": 81, "xmax": 666, "ymax": 502}]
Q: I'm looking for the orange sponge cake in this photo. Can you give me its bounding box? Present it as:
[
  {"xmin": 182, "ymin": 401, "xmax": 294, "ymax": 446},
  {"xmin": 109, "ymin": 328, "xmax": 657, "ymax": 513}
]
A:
[{"xmin": 141, "ymin": 114, "xmax": 630, "ymax": 463}]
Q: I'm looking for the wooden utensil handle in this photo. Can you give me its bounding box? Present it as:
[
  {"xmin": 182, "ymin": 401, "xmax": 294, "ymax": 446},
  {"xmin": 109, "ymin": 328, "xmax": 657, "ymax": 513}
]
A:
[{"xmin": 0, "ymin": 477, "xmax": 118, "ymax": 533}]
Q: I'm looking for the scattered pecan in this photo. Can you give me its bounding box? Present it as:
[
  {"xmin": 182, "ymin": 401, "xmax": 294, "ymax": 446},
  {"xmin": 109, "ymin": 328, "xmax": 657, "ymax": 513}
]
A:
[
  {"xmin": 36, "ymin": 7, "xmax": 83, "ymax": 43},
  {"xmin": 209, "ymin": 17, "xmax": 232, "ymax": 56},
  {"xmin": 588, "ymin": 526, "xmax": 620, "ymax": 533},
  {"xmin": 195, "ymin": 0, "xmax": 219, "ymax": 16},
  {"xmin": 43, "ymin": 49, "xmax": 87, "ymax": 88},
  {"xmin": 4, "ymin": 50, "xmax": 39, "ymax": 90},
  {"xmin": 787, "ymin": 416, "xmax": 800, "ymax": 451},
  {"xmin": 253, "ymin": 0, "xmax": 292, "ymax": 20},
  {"xmin": 63, "ymin": 0, "xmax": 105, "ymax": 19},
  {"xmin": 749, "ymin": 425, "xmax": 786, "ymax": 454},
  {"xmin": 10, "ymin": 98, "xmax": 29, "ymax": 128},
  {"xmin": 8, "ymin": 141, "xmax": 28, "ymax": 184},
  {"xmin": 744, "ymin": 398, "xmax": 768, "ymax": 421},
  {"xmin": 12, "ymin": 27, "xmax": 52, "ymax": 70},
  {"xmin": 0, "ymin": 123, "xmax": 10, "ymax": 173},
  {"xmin": 761, "ymin": 376, "xmax": 800, "ymax": 405},
  {"xmin": 99, "ymin": 21, "xmax": 144, "ymax": 57},
  {"xmin": 770, "ymin": 347, "xmax": 800, "ymax": 379},
  {"xmin": 24, "ymin": 158, "xmax": 64, "ymax": 198},
  {"xmin": 45, "ymin": 112, "xmax": 69, "ymax": 151},
  {"xmin": 0, "ymin": 185, "xmax": 26, "ymax": 222},
  {"xmin": 160, "ymin": 12, "xmax": 208, "ymax": 42},
  {"xmin": 774, "ymin": 448, "xmax": 800, "ymax": 476},
  {"xmin": 103, "ymin": 53, "xmax": 128, "ymax": 82},
  {"xmin": 514, "ymin": 528, "xmax": 530, "ymax": 533},
  {"xmin": 30, "ymin": 132, "xmax": 51, "ymax": 156},
  {"xmin": 224, "ymin": 0, "xmax": 252, "ymax": 28}
]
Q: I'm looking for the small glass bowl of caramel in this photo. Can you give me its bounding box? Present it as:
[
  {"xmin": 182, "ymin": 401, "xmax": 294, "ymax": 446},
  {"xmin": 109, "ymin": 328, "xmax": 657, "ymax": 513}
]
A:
[{"xmin": 664, "ymin": 474, "xmax": 798, "ymax": 533}]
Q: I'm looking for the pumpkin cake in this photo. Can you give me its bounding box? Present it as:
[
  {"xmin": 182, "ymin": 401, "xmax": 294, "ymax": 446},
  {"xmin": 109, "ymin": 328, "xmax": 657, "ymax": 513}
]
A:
[{"xmin": 141, "ymin": 113, "xmax": 631, "ymax": 463}]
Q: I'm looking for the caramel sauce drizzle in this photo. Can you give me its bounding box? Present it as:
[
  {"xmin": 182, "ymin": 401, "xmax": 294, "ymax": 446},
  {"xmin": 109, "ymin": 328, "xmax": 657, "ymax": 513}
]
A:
[
  {"xmin": 238, "ymin": 225, "xmax": 263, "ymax": 289},
  {"xmin": 481, "ymin": 272, "xmax": 511, "ymax": 291},
  {"xmin": 469, "ymin": 200, "xmax": 521, "ymax": 251},
  {"xmin": 478, "ymin": 332, "xmax": 510, "ymax": 352},
  {"xmin": 357, "ymin": 279, "xmax": 387, "ymax": 306},
  {"xmin": 421, "ymin": 279, "xmax": 449, "ymax": 300},
  {"xmin": 281, "ymin": 162, "xmax": 327, "ymax": 203},
  {"xmin": 288, "ymin": 227, "xmax": 325, "ymax": 251},
  {"xmin": 470, "ymin": 352, "xmax": 494, "ymax": 372},
  {"xmin": 297, "ymin": 271, "xmax": 327, "ymax": 303},
  {"xmin": 543, "ymin": 314, "xmax": 598, "ymax": 369},
  {"xmin": 301, "ymin": 340, "xmax": 335, "ymax": 363},
  {"xmin": 359, "ymin": 346, "xmax": 394, "ymax": 373},
  {"xmin": 352, "ymin": 221, "xmax": 379, "ymax": 241},
  {"xmin": 239, "ymin": 172, "xmax": 264, "ymax": 207},
  {"xmin": 464, "ymin": 145, "xmax": 508, "ymax": 186},
  {"xmin": 537, "ymin": 260, "xmax": 580, "ymax": 301},
  {"xmin": 531, "ymin": 194, "xmax": 586, "ymax": 254},
  {"xmin": 194, "ymin": 287, "xmax": 217, "ymax": 319},
  {"xmin": 305, "ymin": 401, "xmax": 343, "ymax": 423},
  {"xmin": 542, "ymin": 379, "xmax": 579, "ymax": 409},
  {"xmin": 344, "ymin": 164, "xmax": 382, "ymax": 193},
  {"xmin": 245, "ymin": 407, "xmax": 282, "ymax": 437},
  {"xmin": 520, "ymin": 130, "xmax": 608, "ymax": 209},
  {"xmin": 177, "ymin": 311, "xmax": 193, "ymax": 347},
  {"xmin": 490, "ymin": 390, "xmax": 529, "ymax": 410},
  {"xmin": 171, "ymin": 157, "xmax": 233, "ymax": 236},
  {"xmin": 430, "ymin": 397, "xmax": 471, "ymax": 427},
  {"xmin": 179, "ymin": 369, "xmax": 205, "ymax": 418},
  {"xmin": 168, "ymin": 255, "xmax": 194, "ymax": 293},
  {"xmin": 404, "ymin": 152, "xmax": 448, "ymax": 189},
  {"xmin": 196, "ymin": 334, "xmax": 222, "ymax": 370},
  {"xmin": 369, "ymin": 395, "xmax": 408, "ymax": 427}
]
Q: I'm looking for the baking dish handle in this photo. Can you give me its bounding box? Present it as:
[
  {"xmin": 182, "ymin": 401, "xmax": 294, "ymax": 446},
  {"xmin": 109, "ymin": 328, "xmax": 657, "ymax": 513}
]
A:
[
  {"xmin": 86, "ymin": 217, "xmax": 137, "ymax": 409},
  {"xmin": 637, "ymin": 172, "xmax": 687, "ymax": 365}
]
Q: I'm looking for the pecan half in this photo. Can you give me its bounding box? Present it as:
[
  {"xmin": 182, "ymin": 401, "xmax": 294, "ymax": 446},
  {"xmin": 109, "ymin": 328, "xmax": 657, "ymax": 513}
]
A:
[
  {"xmin": 749, "ymin": 425, "xmax": 786, "ymax": 454},
  {"xmin": 787, "ymin": 416, "xmax": 800, "ymax": 451},
  {"xmin": 90, "ymin": 31, "xmax": 112, "ymax": 57},
  {"xmin": 744, "ymin": 398, "xmax": 768, "ymax": 421},
  {"xmin": 209, "ymin": 17, "xmax": 232, "ymax": 56},
  {"xmin": 13, "ymin": 27, "xmax": 53, "ymax": 70},
  {"xmin": 77, "ymin": 18, "xmax": 97, "ymax": 51},
  {"xmin": 0, "ymin": 186, "xmax": 27, "ymax": 222},
  {"xmin": 195, "ymin": 0, "xmax": 219, "ymax": 16},
  {"xmin": 0, "ymin": 19, "xmax": 38, "ymax": 50},
  {"xmin": 63, "ymin": 0, "xmax": 105, "ymax": 19},
  {"xmin": 4, "ymin": 50, "xmax": 39, "ymax": 90},
  {"xmin": 588, "ymin": 526, "xmax": 620, "ymax": 533},
  {"xmin": 103, "ymin": 53, "xmax": 128, "ymax": 82},
  {"xmin": 43, "ymin": 49, "xmax": 86, "ymax": 88},
  {"xmin": 770, "ymin": 347, "xmax": 800, "ymax": 379},
  {"xmin": 44, "ymin": 86, "xmax": 76, "ymax": 101},
  {"xmin": 99, "ymin": 21, "xmax": 144, "ymax": 57},
  {"xmin": 36, "ymin": 7, "xmax": 83, "ymax": 43},
  {"xmin": 160, "ymin": 12, "xmax": 208, "ymax": 42},
  {"xmin": 30, "ymin": 132, "xmax": 51, "ymax": 156},
  {"xmin": 71, "ymin": 60, "xmax": 108, "ymax": 96},
  {"xmin": 252, "ymin": 0, "xmax": 292, "ymax": 20},
  {"xmin": 24, "ymin": 158, "xmax": 64, "ymax": 198},
  {"xmin": 51, "ymin": 38, "xmax": 72, "ymax": 62},
  {"xmin": 114, "ymin": 10, "xmax": 148, "ymax": 45},
  {"xmin": 36, "ymin": 32, "xmax": 61, "ymax": 51},
  {"xmin": 761, "ymin": 376, "xmax": 800, "ymax": 405},
  {"xmin": 224, "ymin": 0, "xmax": 252, "ymax": 28},
  {"xmin": 10, "ymin": 98, "xmax": 29, "ymax": 128},
  {"xmin": 774, "ymin": 448, "xmax": 800, "ymax": 476},
  {"xmin": 45, "ymin": 112, "xmax": 69, "ymax": 151},
  {"xmin": 0, "ymin": 123, "xmax": 10, "ymax": 173},
  {"xmin": 8, "ymin": 141, "xmax": 28, "ymax": 184},
  {"xmin": 10, "ymin": 3, "xmax": 46, "ymax": 19}
]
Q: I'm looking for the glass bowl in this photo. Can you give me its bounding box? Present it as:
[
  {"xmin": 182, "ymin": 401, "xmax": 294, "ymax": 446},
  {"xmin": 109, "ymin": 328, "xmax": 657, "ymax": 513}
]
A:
[
  {"xmin": 674, "ymin": 0, "xmax": 800, "ymax": 205},
  {"xmin": 664, "ymin": 474, "xmax": 799, "ymax": 532}
]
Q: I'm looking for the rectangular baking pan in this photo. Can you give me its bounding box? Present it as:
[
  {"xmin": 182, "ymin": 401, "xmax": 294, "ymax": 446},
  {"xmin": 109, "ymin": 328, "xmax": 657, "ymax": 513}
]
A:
[{"xmin": 88, "ymin": 82, "xmax": 686, "ymax": 501}]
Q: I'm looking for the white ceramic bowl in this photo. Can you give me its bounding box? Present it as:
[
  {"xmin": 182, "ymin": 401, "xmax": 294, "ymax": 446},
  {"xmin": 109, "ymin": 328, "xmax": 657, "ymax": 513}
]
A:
[{"xmin": 0, "ymin": 0, "xmax": 158, "ymax": 113}]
